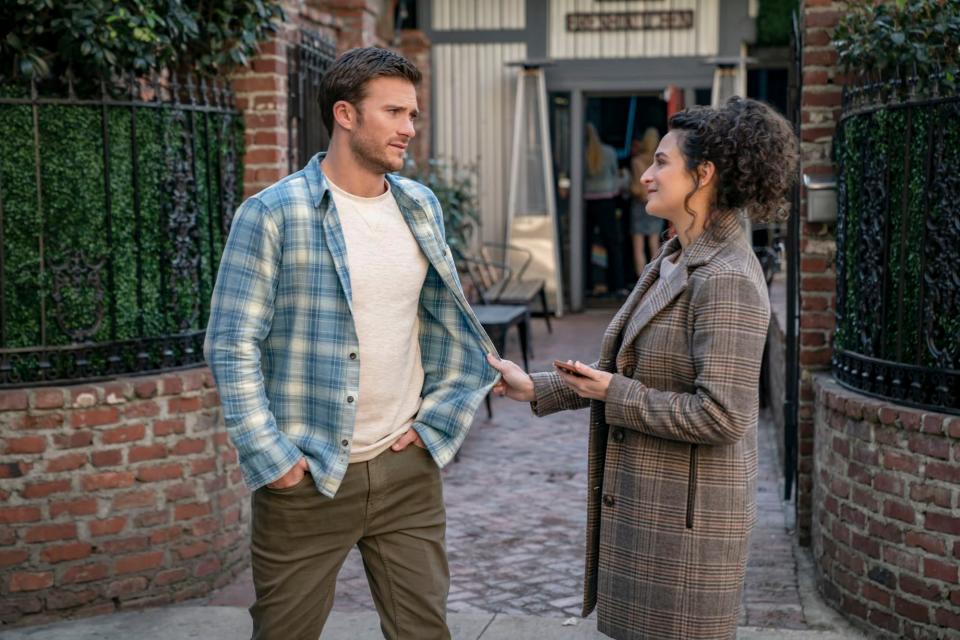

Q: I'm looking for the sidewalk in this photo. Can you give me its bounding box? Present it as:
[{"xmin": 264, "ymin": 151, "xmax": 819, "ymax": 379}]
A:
[{"xmin": 0, "ymin": 310, "xmax": 865, "ymax": 640}]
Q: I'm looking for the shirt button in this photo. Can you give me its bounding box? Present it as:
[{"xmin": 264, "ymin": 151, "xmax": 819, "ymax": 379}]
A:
[
  {"xmin": 347, "ymin": 395, "xmax": 354, "ymax": 403},
  {"xmin": 349, "ymin": 352, "xmax": 357, "ymax": 360},
  {"xmin": 613, "ymin": 429, "xmax": 624, "ymax": 443},
  {"xmin": 341, "ymin": 439, "xmax": 349, "ymax": 447},
  {"xmin": 603, "ymin": 494, "xmax": 615, "ymax": 507}
]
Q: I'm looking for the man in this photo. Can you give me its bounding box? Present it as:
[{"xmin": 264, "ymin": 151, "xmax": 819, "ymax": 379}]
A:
[{"xmin": 204, "ymin": 47, "xmax": 498, "ymax": 640}]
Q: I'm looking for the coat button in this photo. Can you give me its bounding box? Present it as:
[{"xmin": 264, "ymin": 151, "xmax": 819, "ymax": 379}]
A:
[
  {"xmin": 623, "ymin": 366, "xmax": 635, "ymax": 378},
  {"xmin": 603, "ymin": 494, "xmax": 615, "ymax": 507},
  {"xmin": 612, "ymin": 429, "xmax": 624, "ymax": 443},
  {"xmin": 349, "ymin": 352, "xmax": 357, "ymax": 360},
  {"xmin": 347, "ymin": 395, "xmax": 354, "ymax": 403}
]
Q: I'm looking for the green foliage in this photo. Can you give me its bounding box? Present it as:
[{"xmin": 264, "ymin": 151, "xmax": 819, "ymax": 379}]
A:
[
  {"xmin": 756, "ymin": 0, "xmax": 799, "ymax": 47},
  {"xmin": 0, "ymin": 0, "xmax": 284, "ymax": 80},
  {"xmin": 401, "ymin": 159, "xmax": 481, "ymax": 257},
  {"xmin": 833, "ymin": 0, "xmax": 960, "ymax": 90},
  {"xmin": 0, "ymin": 102, "xmax": 243, "ymax": 352}
]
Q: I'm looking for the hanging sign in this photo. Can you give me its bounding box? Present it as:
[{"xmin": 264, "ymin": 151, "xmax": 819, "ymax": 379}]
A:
[{"xmin": 566, "ymin": 11, "xmax": 695, "ymax": 31}]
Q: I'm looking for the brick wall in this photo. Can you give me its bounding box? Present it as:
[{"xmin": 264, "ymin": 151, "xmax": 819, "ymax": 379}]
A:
[
  {"xmin": 813, "ymin": 376, "xmax": 960, "ymax": 638},
  {"xmin": 0, "ymin": 368, "xmax": 248, "ymax": 627},
  {"xmin": 795, "ymin": 0, "xmax": 845, "ymax": 545}
]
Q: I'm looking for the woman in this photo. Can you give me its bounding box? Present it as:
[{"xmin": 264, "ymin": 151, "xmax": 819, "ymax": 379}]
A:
[
  {"xmin": 629, "ymin": 127, "xmax": 664, "ymax": 276},
  {"xmin": 584, "ymin": 122, "xmax": 627, "ymax": 297},
  {"xmin": 487, "ymin": 97, "xmax": 798, "ymax": 640}
]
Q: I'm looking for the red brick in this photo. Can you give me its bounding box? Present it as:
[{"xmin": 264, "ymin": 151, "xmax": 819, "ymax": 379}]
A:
[
  {"xmin": 191, "ymin": 517, "xmax": 219, "ymax": 537},
  {"xmin": 111, "ymin": 490, "xmax": 157, "ymax": 511},
  {"xmin": 21, "ymin": 479, "xmax": 72, "ymax": 499},
  {"xmin": 150, "ymin": 526, "xmax": 183, "ymax": 545},
  {"xmin": 925, "ymin": 557, "xmax": 959, "ymax": 584},
  {"xmin": 89, "ymin": 517, "xmax": 126, "ymax": 536},
  {"xmin": 900, "ymin": 411, "xmax": 922, "ymax": 431},
  {"xmin": 800, "ymin": 348, "xmax": 832, "ymax": 366},
  {"xmin": 862, "ymin": 583, "xmax": 891, "ymax": 607},
  {"xmin": 153, "ymin": 419, "xmax": 186, "ymax": 436},
  {"xmin": 194, "ymin": 557, "xmax": 221, "ymax": 578},
  {"xmin": 952, "ymin": 589, "xmax": 960, "ymax": 607},
  {"xmin": 884, "ymin": 546, "xmax": 921, "ymax": 573},
  {"xmin": 868, "ymin": 518, "xmax": 904, "ymax": 544},
  {"xmin": 908, "ymin": 434, "xmax": 950, "ymax": 460},
  {"xmin": 0, "ymin": 548, "xmax": 29, "ymax": 567},
  {"xmin": 910, "ymin": 483, "xmax": 952, "ymax": 508},
  {"xmin": 0, "ymin": 506, "xmax": 42, "ymax": 524},
  {"xmin": 921, "ymin": 413, "xmax": 944, "ymax": 435},
  {"xmin": 46, "ymin": 587, "xmax": 98, "ymax": 610},
  {"xmin": 894, "ymin": 596, "xmax": 930, "ymax": 623},
  {"xmin": 154, "ymin": 567, "xmax": 189, "ymax": 587},
  {"xmin": 69, "ymin": 407, "xmax": 120, "ymax": 428},
  {"xmin": 174, "ymin": 541, "xmax": 210, "ymax": 560},
  {"xmin": 805, "ymin": 29, "xmax": 832, "ymax": 46},
  {"xmin": 61, "ymin": 562, "xmax": 109, "ymax": 584},
  {"xmin": 41, "ymin": 542, "xmax": 92, "ymax": 564},
  {"xmin": 800, "ymin": 312, "xmax": 835, "ymax": 329},
  {"xmin": 5, "ymin": 435, "xmax": 46, "ymax": 454},
  {"xmin": 0, "ymin": 390, "xmax": 29, "ymax": 411},
  {"xmin": 232, "ymin": 75, "xmax": 281, "ymax": 94},
  {"xmin": 124, "ymin": 401, "xmax": 160, "ymax": 419},
  {"xmin": 161, "ymin": 376, "xmax": 183, "ymax": 395},
  {"xmin": 106, "ymin": 576, "xmax": 148, "ymax": 599},
  {"xmin": 168, "ymin": 396, "xmax": 202, "ymax": 414},
  {"xmin": 165, "ymin": 483, "xmax": 196, "ymax": 502},
  {"xmin": 92, "ymin": 449, "xmax": 124, "ymax": 467},
  {"xmin": 24, "ymin": 523, "xmax": 76, "ymax": 543},
  {"xmin": 101, "ymin": 424, "xmax": 145, "ymax": 444},
  {"xmin": 174, "ymin": 502, "xmax": 211, "ymax": 521},
  {"xmin": 115, "ymin": 551, "xmax": 164, "ymax": 575},
  {"xmin": 16, "ymin": 413, "xmax": 64, "ymax": 430},
  {"xmin": 191, "ymin": 457, "xmax": 217, "ymax": 476},
  {"xmin": 900, "ymin": 574, "xmax": 941, "ymax": 600},
  {"xmin": 99, "ymin": 536, "xmax": 150, "ymax": 555},
  {"xmin": 50, "ymin": 497, "xmax": 97, "ymax": 518},
  {"xmin": 82, "ymin": 471, "xmax": 135, "ymax": 491},
  {"xmin": 33, "ymin": 389, "xmax": 64, "ymax": 409},
  {"xmin": 9, "ymin": 571, "xmax": 53, "ymax": 592},
  {"xmin": 927, "ymin": 513, "xmax": 960, "ymax": 535},
  {"xmin": 134, "ymin": 380, "xmax": 157, "ymax": 398},
  {"xmin": 128, "ymin": 444, "xmax": 167, "ymax": 463},
  {"xmin": 54, "ymin": 430, "xmax": 94, "ymax": 449},
  {"xmin": 172, "ymin": 438, "xmax": 206, "ymax": 455},
  {"xmin": 803, "ymin": 49, "xmax": 839, "ymax": 67},
  {"xmin": 906, "ymin": 531, "xmax": 947, "ymax": 555},
  {"xmin": 884, "ymin": 451, "xmax": 920, "ymax": 474},
  {"xmin": 948, "ymin": 417, "xmax": 960, "ymax": 439},
  {"xmin": 137, "ymin": 463, "xmax": 183, "ymax": 482},
  {"xmin": 925, "ymin": 462, "xmax": 960, "ymax": 484},
  {"xmin": 934, "ymin": 607, "xmax": 960, "ymax": 630},
  {"xmin": 802, "ymin": 70, "xmax": 829, "ymax": 86},
  {"xmin": 46, "ymin": 452, "xmax": 87, "ymax": 472},
  {"xmin": 868, "ymin": 607, "xmax": 901, "ymax": 633}
]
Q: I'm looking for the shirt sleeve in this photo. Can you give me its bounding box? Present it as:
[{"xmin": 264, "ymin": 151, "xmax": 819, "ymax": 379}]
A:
[{"xmin": 203, "ymin": 197, "xmax": 302, "ymax": 489}]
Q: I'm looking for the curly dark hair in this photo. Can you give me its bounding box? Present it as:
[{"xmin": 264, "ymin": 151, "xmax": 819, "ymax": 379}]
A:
[
  {"xmin": 668, "ymin": 96, "xmax": 799, "ymax": 224},
  {"xmin": 317, "ymin": 47, "xmax": 422, "ymax": 135}
]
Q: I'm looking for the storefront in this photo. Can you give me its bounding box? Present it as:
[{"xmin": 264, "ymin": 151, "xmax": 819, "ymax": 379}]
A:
[{"xmin": 416, "ymin": 0, "xmax": 768, "ymax": 311}]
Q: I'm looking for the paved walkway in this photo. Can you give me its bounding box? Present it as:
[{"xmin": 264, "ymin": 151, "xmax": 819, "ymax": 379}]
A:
[{"xmin": 0, "ymin": 310, "xmax": 865, "ymax": 639}]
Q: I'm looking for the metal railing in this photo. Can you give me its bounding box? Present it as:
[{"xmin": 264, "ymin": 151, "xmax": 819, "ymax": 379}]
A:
[
  {"xmin": 0, "ymin": 72, "xmax": 243, "ymax": 386},
  {"xmin": 833, "ymin": 79, "xmax": 960, "ymax": 413},
  {"xmin": 287, "ymin": 30, "xmax": 336, "ymax": 173}
]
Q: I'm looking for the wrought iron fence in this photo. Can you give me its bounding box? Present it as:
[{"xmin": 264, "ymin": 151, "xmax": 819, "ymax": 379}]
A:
[
  {"xmin": 287, "ymin": 30, "xmax": 336, "ymax": 173},
  {"xmin": 834, "ymin": 80, "xmax": 960, "ymax": 413},
  {"xmin": 0, "ymin": 72, "xmax": 243, "ymax": 386}
]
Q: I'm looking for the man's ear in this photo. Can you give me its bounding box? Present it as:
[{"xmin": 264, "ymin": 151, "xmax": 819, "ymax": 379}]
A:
[{"xmin": 332, "ymin": 100, "xmax": 357, "ymax": 132}]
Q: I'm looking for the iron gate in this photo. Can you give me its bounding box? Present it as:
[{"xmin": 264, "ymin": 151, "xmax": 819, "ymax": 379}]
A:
[{"xmin": 287, "ymin": 30, "xmax": 337, "ymax": 173}]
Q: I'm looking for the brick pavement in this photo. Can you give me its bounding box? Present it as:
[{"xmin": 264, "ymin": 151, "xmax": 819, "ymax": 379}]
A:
[{"xmin": 205, "ymin": 309, "xmax": 813, "ymax": 629}]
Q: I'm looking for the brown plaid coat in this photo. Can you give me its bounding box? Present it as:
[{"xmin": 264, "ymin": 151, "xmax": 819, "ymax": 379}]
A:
[{"xmin": 531, "ymin": 211, "xmax": 769, "ymax": 640}]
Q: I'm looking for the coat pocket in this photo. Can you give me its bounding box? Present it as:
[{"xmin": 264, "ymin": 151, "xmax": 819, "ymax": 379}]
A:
[{"xmin": 686, "ymin": 445, "xmax": 698, "ymax": 529}]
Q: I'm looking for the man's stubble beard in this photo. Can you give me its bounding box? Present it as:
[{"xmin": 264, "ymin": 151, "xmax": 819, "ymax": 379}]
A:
[{"xmin": 349, "ymin": 112, "xmax": 403, "ymax": 175}]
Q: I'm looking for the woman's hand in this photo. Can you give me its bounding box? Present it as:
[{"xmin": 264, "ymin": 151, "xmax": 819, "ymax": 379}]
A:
[
  {"xmin": 486, "ymin": 354, "xmax": 535, "ymax": 402},
  {"xmin": 556, "ymin": 360, "xmax": 613, "ymax": 401}
]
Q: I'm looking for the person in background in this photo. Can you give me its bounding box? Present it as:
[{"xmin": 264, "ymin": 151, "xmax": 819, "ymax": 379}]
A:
[
  {"xmin": 629, "ymin": 127, "xmax": 665, "ymax": 277},
  {"xmin": 584, "ymin": 122, "xmax": 628, "ymax": 298}
]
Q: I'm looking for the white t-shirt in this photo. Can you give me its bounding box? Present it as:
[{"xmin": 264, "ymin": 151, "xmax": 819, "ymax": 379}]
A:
[{"xmin": 327, "ymin": 177, "xmax": 429, "ymax": 463}]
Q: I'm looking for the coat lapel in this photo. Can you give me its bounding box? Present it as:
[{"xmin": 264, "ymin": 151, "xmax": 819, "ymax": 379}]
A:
[{"xmin": 618, "ymin": 250, "xmax": 688, "ymax": 355}]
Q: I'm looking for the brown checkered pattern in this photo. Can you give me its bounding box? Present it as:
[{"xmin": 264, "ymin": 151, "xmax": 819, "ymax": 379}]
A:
[{"xmin": 531, "ymin": 211, "xmax": 769, "ymax": 640}]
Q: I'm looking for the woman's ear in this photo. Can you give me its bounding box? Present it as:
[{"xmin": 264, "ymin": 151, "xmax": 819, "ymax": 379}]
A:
[{"xmin": 697, "ymin": 161, "xmax": 717, "ymax": 189}]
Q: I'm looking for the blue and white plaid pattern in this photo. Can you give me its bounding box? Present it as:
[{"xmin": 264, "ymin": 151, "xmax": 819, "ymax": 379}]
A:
[{"xmin": 204, "ymin": 153, "xmax": 499, "ymax": 496}]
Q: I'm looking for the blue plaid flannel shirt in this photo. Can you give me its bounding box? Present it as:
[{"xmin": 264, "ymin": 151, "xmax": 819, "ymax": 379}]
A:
[{"xmin": 204, "ymin": 153, "xmax": 499, "ymax": 496}]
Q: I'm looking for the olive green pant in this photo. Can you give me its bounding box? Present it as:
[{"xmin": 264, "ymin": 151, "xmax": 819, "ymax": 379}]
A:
[{"xmin": 249, "ymin": 445, "xmax": 450, "ymax": 640}]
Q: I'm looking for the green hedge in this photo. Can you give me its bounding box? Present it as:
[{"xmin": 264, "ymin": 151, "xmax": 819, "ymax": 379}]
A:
[
  {"xmin": 835, "ymin": 102, "xmax": 960, "ymax": 368},
  {"xmin": 0, "ymin": 99, "xmax": 243, "ymax": 354}
]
